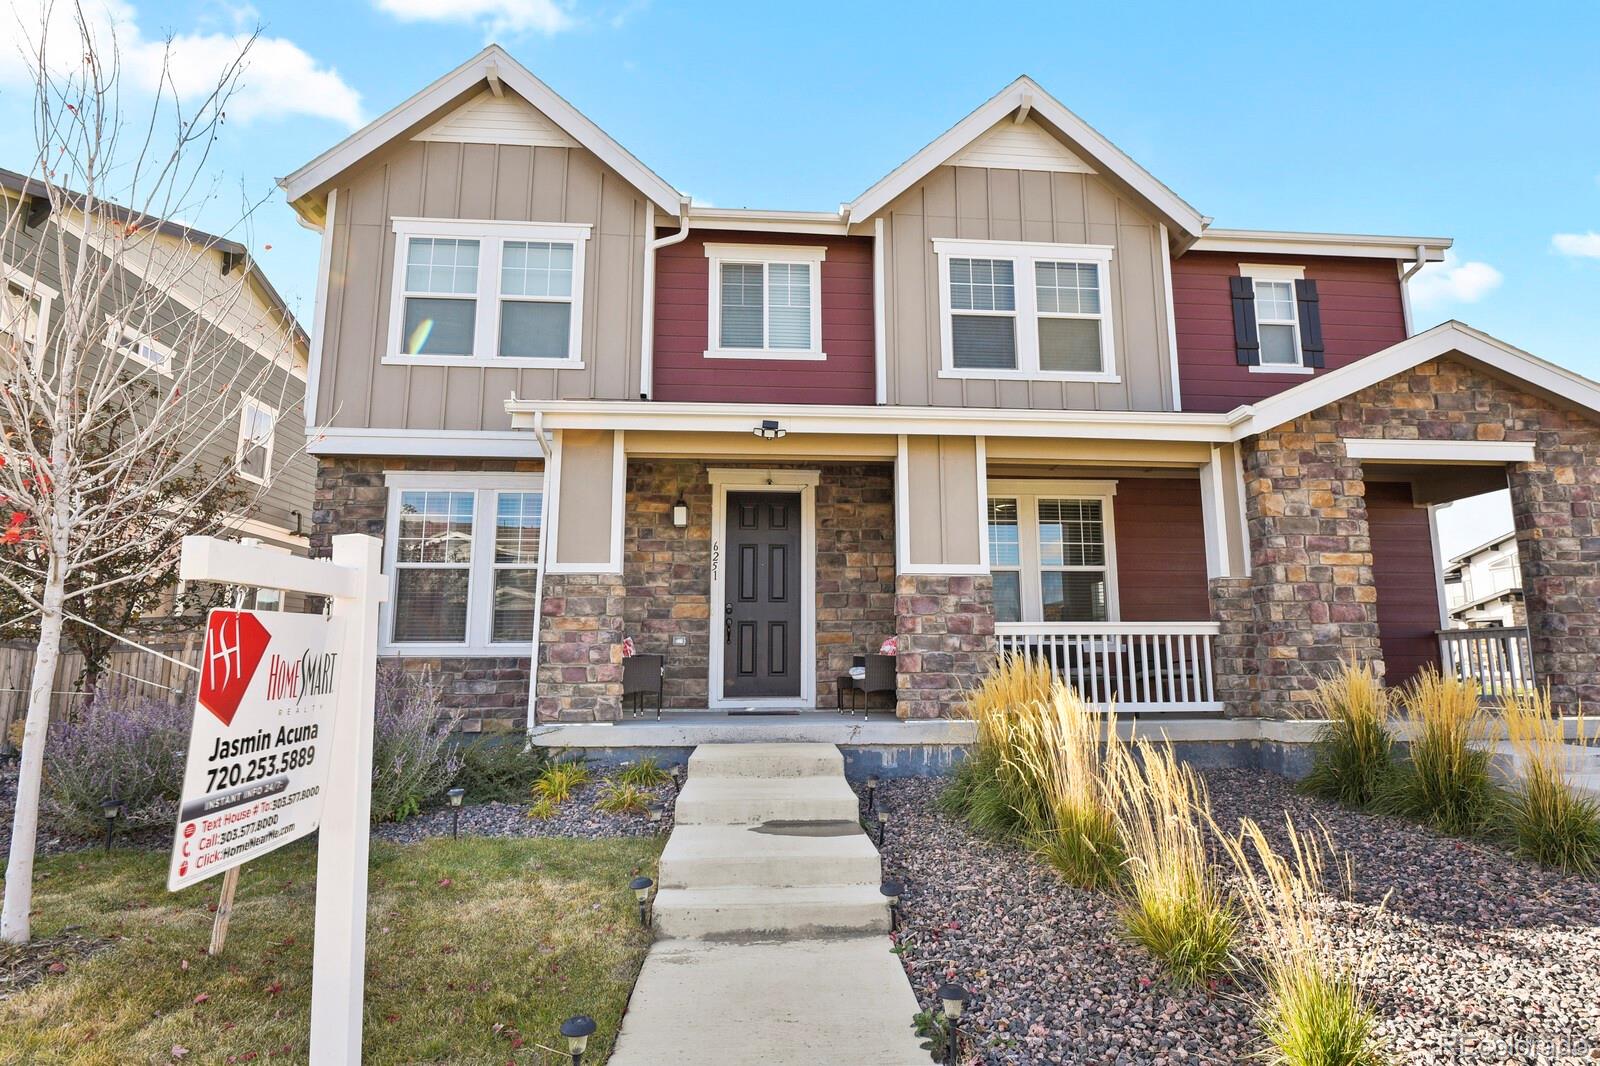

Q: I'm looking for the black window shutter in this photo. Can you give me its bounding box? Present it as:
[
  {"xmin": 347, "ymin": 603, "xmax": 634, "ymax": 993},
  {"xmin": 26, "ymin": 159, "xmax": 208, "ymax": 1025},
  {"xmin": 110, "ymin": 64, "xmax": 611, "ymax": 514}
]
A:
[
  {"xmin": 1229, "ymin": 276, "xmax": 1259, "ymax": 366},
  {"xmin": 1295, "ymin": 278, "xmax": 1324, "ymax": 368}
]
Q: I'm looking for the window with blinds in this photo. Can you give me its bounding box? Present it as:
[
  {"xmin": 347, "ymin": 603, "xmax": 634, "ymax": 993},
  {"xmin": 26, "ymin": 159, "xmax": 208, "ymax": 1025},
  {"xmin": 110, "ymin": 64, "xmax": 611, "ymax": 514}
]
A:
[
  {"xmin": 705, "ymin": 244, "xmax": 826, "ymax": 359},
  {"xmin": 986, "ymin": 483, "xmax": 1118, "ymax": 624}
]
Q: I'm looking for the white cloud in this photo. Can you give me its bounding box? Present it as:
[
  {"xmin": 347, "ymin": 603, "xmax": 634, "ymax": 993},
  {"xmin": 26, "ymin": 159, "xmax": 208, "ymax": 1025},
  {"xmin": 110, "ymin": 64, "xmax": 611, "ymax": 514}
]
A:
[
  {"xmin": 0, "ymin": 0, "xmax": 363, "ymax": 128},
  {"xmin": 372, "ymin": 0, "xmax": 572, "ymax": 35},
  {"xmin": 1552, "ymin": 232, "xmax": 1600, "ymax": 259},
  {"xmin": 1409, "ymin": 250, "xmax": 1503, "ymax": 309}
]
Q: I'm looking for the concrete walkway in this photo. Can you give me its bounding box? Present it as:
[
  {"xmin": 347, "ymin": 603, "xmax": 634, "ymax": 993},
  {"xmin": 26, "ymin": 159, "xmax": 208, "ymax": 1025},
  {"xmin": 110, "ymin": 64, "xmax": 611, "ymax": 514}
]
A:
[{"xmin": 609, "ymin": 743, "xmax": 927, "ymax": 1066}]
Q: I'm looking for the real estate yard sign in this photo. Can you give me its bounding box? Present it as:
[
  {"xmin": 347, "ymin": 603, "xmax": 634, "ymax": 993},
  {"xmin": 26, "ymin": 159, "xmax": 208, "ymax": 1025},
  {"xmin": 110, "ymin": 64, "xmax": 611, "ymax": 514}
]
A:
[{"xmin": 168, "ymin": 608, "xmax": 345, "ymax": 891}]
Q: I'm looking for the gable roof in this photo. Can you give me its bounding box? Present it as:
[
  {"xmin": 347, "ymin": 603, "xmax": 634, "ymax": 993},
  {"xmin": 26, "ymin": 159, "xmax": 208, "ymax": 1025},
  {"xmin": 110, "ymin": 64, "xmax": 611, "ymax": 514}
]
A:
[
  {"xmin": 1227, "ymin": 320, "xmax": 1600, "ymax": 438},
  {"xmin": 844, "ymin": 76, "xmax": 1207, "ymax": 238},
  {"xmin": 278, "ymin": 45, "xmax": 681, "ymax": 224}
]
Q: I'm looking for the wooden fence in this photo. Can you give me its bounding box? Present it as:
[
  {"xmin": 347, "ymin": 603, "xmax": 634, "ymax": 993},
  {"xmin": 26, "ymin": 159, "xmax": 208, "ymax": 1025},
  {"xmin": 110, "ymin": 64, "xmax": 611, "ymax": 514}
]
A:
[{"xmin": 0, "ymin": 636, "xmax": 200, "ymax": 750}]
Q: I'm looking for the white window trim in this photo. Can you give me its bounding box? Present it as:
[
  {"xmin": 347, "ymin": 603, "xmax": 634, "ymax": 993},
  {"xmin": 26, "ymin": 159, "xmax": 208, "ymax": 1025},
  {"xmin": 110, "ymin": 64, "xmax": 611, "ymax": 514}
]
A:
[
  {"xmin": 103, "ymin": 315, "xmax": 175, "ymax": 377},
  {"xmin": 380, "ymin": 470, "xmax": 546, "ymax": 657},
  {"xmin": 236, "ymin": 397, "xmax": 277, "ymax": 486},
  {"xmin": 0, "ymin": 263, "xmax": 56, "ymax": 353},
  {"xmin": 934, "ymin": 238, "xmax": 1118, "ymax": 383},
  {"xmin": 703, "ymin": 242, "xmax": 826, "ymax": 361},
  {"xmin": 986, "ymin": 478, "xmax": 1120, "ymax": 623},
  {"xmin": 1239, "ymin": 263, "xmax": 1309, "ymax": 375},
  {"xmin": 385, "ymin": 217, "xmax": 591, "ymax": 369}
]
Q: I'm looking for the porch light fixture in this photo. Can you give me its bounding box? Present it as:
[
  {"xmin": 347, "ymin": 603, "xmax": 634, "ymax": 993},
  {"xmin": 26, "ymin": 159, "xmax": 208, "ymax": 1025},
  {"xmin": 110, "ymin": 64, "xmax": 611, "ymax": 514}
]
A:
[
  {"xmin": 937, "ymin": 983, "xmax": 969, "ymax": 1066},
  {"xmin": 100, "ymin": 796, "xmax": 123, "ymax": 854},
  {"xmin": 447, "ymin": 787, "xmax": 465, "ymax": 839},
  {"xmin": 672, "ymin": 497, "xmax": 689, "ymax": 528},
  {"xmin": 629, "ymin": 875, "xmax": 654, "ymax": 927},
  {"xmin": 752, "ymin": 419, "xmax": 786, "ymax": 440},
  {"xmin": 880, "ymin": 879, "xmax": 903, "ymax": 931},
  {"xmin": 559, "ymin": 1014, "xmax": 598, "ymax": 1066}
]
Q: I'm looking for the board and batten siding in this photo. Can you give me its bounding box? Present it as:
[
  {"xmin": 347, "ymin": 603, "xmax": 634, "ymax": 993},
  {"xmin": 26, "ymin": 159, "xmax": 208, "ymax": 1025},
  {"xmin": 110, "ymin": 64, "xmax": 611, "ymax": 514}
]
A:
[
  {"xmin": 880, "ymin": 164, "xmax": 1176, "ymax": 412},
  {"xmin": 1172, "ymin": 251, "xmax": 1409, "ymax": 414},
  {"xmin": 653, "ymin": 231, "xmax": 875, "ymax": 405},
  {"xmin": 315, "ymin": 120, "xmax": 650, "ymax": 432}
]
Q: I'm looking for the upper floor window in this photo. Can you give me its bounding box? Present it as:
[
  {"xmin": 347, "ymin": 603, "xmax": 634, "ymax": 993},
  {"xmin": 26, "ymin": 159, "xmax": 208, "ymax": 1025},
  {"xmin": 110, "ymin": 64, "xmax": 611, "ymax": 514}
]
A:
[
  {"xmin": 386, "ymin": 218, "xmax": 590, "ymax": 368},
  {"xmin": 105, "ymin": 318, "xmax": 174, "ymax": 376},
  {"xmin": 0, "ymin": 265, "xmax": 54, "ymax": 358},
  {"xmin": 934, "ymin": 239, "xmax": 1116, "ymax": 382},
  {"xmin": 986, "ymin": 480, "xmax": 1119, "ymax": 624},
  {"xmin": 381, "ymin": 472, "xmax": 544, "ymax": 654},
  {"xmin": 236, "ymin": 397, "xmax": 276, "ymax": 485},
  {"xmin": 704, "ymin": 243, "xmax": 826, "ymax": 360},
  {"xmin": 1231, "ymin": 264, "xmax": 1324, "ymax": 374}
]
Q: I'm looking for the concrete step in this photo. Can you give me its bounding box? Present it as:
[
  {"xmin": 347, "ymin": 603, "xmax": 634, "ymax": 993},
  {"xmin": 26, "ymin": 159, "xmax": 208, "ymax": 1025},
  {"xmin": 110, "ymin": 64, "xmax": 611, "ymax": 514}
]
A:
[
  {"xmin": 658, "ymin": 823, "xmax": 882, "ymax": 890},
  {"xmin": 673, "ymin": 775, "xmax": 862, "ymax": 826},
  {"xmin": 653, "ymin": 883, "xmax": 890, "ymax": 938},
  {"xmin": 688, "ymin": 742, "xmax": 844, "ymax": 780}
]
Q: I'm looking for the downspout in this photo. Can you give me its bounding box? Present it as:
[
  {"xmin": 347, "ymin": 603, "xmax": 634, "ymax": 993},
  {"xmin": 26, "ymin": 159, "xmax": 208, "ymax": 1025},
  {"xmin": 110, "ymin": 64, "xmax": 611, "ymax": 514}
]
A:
[
  {"xmin": 1398, "ymin": 244, "xmax": 1427, "ymax": 337},
  {"xmin": 526, "ymin": 408, "xmax": 554, "ymax": 736},
  {"xmin": 873, "ymin": 216, "xmax": 887, "ymax": 404},
  {"xmin": 639, "ymin": 197, "xmax": 692, "ymax": 400}
]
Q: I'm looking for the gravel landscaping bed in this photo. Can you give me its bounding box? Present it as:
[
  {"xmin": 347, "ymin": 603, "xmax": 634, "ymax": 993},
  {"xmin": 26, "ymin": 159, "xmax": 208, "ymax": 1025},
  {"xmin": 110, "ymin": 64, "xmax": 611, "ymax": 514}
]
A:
[
  {"xmin": 373, "ymin": 776, "xmax": 676, "ymax": 844},
  {"xmin": 877, "ymin": 768, "xmax": 1600, "ymax": 1065}
]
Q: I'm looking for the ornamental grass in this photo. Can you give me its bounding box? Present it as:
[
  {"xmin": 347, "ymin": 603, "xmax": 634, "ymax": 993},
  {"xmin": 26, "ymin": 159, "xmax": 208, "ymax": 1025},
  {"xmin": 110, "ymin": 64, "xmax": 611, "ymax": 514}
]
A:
[
  {"xmin": 1376, "ymin": 668, "xmax": 1496, "ymax": 836},
  {"xmin": 1302, "ymin": 660, "xmax": 1393, "ymax": 809},
  {"xmin": 1499, "ymin": 690, "xmax": 1600, "ymax": 875}
]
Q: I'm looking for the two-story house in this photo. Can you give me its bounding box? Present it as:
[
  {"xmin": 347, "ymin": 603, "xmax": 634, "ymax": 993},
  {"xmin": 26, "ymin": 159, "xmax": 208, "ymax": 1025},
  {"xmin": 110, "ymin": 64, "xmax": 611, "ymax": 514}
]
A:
[
  {"xmin": 284, "ymin": 46, "xmax": 1600, "ymax": 733},
  {"xmin": 1445, "ymin": 533, "xmax": 1525, "ymax": 629}
]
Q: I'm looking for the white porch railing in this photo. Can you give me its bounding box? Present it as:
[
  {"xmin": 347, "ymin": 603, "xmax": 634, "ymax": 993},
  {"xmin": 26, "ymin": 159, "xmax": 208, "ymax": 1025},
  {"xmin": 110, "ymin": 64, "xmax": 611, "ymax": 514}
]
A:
[
  {"xmin": 994, "ymin": 622, "xmax": 1222, "ymax": 713},
  {"xmin": 1438, "ymin": 626, "xmax": 1535, "ymax": 701}
]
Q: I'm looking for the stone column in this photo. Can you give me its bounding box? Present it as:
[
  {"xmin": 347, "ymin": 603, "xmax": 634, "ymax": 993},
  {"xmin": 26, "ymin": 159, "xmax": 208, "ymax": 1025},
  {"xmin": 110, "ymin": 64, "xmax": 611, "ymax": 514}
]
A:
[
  {"xmin": 1207, "ymin": 576, "xmax": 1256, "ymax": 717},
  {"xmin": 895, "ymin": 574, "xmax": 995, "ymax": 719},
  {"xmin": 535, "ymin": 572, "xmax": 627, "ymax": 722},
  {"xmin": 1242, "ymin": 431, "xmax": 1384, "ymax": 717}
]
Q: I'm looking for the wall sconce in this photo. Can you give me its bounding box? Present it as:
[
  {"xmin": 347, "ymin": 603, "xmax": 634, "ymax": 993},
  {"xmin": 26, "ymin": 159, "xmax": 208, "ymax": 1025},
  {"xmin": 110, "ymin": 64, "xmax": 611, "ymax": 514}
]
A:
[
  {"xmin": 672, "ymin": 497, "xmax": 689, "ymax": 528},
  {"xmin": 752, "ymin": 419, "xmax": 786, "ymax": 440}
]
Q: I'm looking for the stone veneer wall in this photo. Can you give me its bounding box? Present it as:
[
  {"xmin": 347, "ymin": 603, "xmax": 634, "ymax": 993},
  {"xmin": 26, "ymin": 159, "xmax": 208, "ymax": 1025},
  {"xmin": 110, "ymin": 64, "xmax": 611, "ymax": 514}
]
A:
[
  {"xmin": 896, "ymin": 574, "xmax": 996, "ymax": 719},
  {"xmin": 535, "ymin": 573, "xmax": 626, "ymax": 722},
  {"xmin": 1239, "ymin": 356, "xmax": 1600, "ymax": 715},
  {"xmin": 1207, "ymin": 576, "xmax": 1256, "ymax": 716},
  {"xmin": 312, "ymin": 455, "xmax": 542, "ymax": 732}
]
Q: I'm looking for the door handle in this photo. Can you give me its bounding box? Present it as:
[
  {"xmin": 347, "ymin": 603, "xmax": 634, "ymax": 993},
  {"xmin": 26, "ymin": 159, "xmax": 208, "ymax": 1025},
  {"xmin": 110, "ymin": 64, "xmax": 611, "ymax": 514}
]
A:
[{"xmin": 724, "ymin": 603, "xmax": 733, "ymax": 644}]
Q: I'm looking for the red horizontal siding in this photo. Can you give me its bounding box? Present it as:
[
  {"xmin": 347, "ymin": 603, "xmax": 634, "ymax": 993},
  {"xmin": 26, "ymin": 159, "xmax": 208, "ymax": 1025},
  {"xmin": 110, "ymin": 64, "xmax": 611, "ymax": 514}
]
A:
[
  {"xmin": 1173, "ymin": 252, "xmax": 1408, "ymax": 413},
  {"xmin": 653, "ymin": 231, "xmax": 876, "ymax": 405},
  {"xmin": 1115, "ymin": 478, "xmax": 1212, "ymax": 622},
  {"xmin": 1367, "ymin": 481, "xmax": 1440, "ymax": 687}
]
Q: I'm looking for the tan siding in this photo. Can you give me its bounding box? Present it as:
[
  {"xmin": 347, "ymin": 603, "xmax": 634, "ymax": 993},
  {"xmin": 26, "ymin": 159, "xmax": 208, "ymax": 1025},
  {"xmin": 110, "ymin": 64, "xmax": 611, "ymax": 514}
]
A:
[
  {"xmin": 315, "ymin": 91, "xmax": 649, "ymax": 433},
  {"xmin": 881, "ymin": 164, "xmax": 1175, "ymax": 412},
  {"xmin": 553, "ymin": 429, "xmax": 616, "ymax": 567},
  {"xmin": 903, "ymin": 435, "xmax": 981, "ymax": 568}
]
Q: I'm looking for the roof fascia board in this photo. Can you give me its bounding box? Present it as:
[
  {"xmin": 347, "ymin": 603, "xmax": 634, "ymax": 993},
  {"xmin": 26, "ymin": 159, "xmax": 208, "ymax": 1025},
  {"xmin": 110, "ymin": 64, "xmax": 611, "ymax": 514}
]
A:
[
  {"xmin": 1192, "ymin": 229, "xmax": 1453, "ymax": 261},
  {"xmin": 279, "ymin": 46, "xmax": 681, "ymax": 217},
  {"xmin": 1227, "ymin": 321, "xmax": 1600, "ymax": 439},
  {"xmin": 845, "ymin": 76, "xmax": 1205, "ymax": 237}
]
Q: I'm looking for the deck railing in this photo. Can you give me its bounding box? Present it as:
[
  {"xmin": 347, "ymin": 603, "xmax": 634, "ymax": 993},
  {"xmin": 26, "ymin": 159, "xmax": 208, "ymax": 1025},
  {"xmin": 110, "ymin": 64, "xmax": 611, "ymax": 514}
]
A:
[
  {"xmin": 994, "ymin": 622, "xmax": 1222, "ymax": 713},
  {"xmin": 1438, "ymin": 626, "xmax": 1535, "ymax": 701}
]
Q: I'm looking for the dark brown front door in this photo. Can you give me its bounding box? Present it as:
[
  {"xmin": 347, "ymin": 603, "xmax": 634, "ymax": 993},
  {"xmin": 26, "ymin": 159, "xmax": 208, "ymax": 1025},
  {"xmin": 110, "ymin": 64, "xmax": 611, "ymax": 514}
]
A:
[{"xmin": 723, "ymin": 491, "xmax": 802, "ymax": 700}]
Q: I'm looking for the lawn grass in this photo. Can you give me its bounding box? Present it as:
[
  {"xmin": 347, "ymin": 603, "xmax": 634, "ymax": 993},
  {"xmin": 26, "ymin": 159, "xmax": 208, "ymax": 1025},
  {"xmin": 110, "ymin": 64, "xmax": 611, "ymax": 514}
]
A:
[{"xmin": 0, "ymin": 834, "xmax": 662, "ymax": 1065}]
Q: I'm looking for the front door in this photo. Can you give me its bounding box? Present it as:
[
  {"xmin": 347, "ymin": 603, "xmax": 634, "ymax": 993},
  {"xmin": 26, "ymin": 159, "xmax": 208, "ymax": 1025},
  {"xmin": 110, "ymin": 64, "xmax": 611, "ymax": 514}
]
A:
[{"xmin": 722, "ymin": 490, "xmax": 802, "ymax": 700}]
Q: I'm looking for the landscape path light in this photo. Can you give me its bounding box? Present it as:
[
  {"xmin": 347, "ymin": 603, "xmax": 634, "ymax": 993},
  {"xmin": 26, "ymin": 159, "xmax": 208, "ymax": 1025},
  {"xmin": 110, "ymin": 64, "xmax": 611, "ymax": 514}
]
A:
[
  {"xmin": 937, "ymin": 983, "xmax": 969, "ymax": 1066},
  {"xmin": 446, "ymin": 787, "xmax": 465, "ymax": 839},
  {"xmin": 100, "ymin": 796, "xmax": 123, "ymax": 854},
  {"xmin": 645, "ymin": 800, "xmax": 665, "ymax": 833},
  {"xmin": 876, "ymin": 809, "xmax": 889, "ymax": 848},
  {"xmin": 880, "ymin": 879, "xmax": 903, "ymax": 932},
  {"xmin": 669, "ymin": 763, "xmax": 684, "ymax": 793},
  {"xmin": 865, "ymin": 774, "xmax": 880, "ymax": 815},
  {"xmin": 560, "ymin": 1014, "xmax": 597, "ymax": 1066},
  {"xmin": 629, "ymin": 875, "xmax": 654, "ymax": 927}
]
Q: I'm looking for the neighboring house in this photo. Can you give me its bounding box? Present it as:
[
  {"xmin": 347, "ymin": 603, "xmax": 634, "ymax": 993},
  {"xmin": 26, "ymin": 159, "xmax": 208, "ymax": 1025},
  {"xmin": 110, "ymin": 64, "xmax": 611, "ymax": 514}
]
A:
[
  {"xmin": 1444, "ymin": 533, "xmax": 1525, "ymax": 629},
  {"xmin": 0, "ymin": 169, "xmax": 313, "ymax": 601},
  {"xmin": 282, "ymin": 46, "xmax": 1600, "ymax": 731}
]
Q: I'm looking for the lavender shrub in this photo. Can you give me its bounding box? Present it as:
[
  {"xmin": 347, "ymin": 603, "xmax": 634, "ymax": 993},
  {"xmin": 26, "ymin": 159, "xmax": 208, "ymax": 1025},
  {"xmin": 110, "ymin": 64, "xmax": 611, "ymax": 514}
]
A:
[
  {"xmin": 42, "ymin": 683, "xmax": 188, "ymax": 836},
  {"xmin": 371, "ymin": 664, "xmax": 463, "ymax": 823}
]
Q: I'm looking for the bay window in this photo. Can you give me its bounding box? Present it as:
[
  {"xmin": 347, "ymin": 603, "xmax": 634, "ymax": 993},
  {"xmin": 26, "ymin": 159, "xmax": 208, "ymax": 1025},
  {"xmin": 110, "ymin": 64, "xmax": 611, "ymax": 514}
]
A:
[
  {"xmin": 383, "ymin": 472, "xmax": 545, "ymax": 653},
  {"xmin": 986, "ymin": 481, "xmax": 1119, "ymax": 623},
  {"xmin": 704, "ymin": 243, "xmax": 826, "ymax": 360},
  {"xmin": 387, "ymin": 218, "xmax": 589, "ymax": 367},
  {"xmin": 936, "ymin": 239, "xmax": 1115, "ymax": 381}
]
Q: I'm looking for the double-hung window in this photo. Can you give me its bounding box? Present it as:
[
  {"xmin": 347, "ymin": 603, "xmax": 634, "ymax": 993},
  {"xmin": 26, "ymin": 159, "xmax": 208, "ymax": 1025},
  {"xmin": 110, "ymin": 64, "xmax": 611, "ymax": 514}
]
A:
[
  {"xmin": 0, "ymin": 265, "xmax": 53, "ymax": 359},
  {"xmin": 935, "ymin": 239, "xmax": 1115, "ymax": 381},
  {"xmin": 704, "ymin": 243, "xmax": 826, "ymax": 360},
  {"xmin": 236, "ymin": 397, "xmax": 276, "ymax": 485},
  {"xmin": 1235, "ymin": 263, "xmax": 1319, "ymax": 373},
  {"xmin": 986, "ymin": 481, "xmax": 1119, "ymax": 623},
  {"xmin": 383, "ymin": 473, "xmax": 545, "ymax": 654},
  {"xmin": 388, "ymin": 219, "xmax": 589, "ymax": 367},
  {"xmin": 1253, "ymin": 278, "xmax": 1301, "ymax": 367},
  {"xmin": 105, "ymin": 317, "xmax": 173, "ymax": 376}
]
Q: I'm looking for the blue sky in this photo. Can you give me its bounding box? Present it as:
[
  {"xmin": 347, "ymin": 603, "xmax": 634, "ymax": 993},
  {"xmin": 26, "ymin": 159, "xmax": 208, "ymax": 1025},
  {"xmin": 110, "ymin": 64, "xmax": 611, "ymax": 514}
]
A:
[{"xmin": 2, "ymin": 0, "xmax": 1595, "ymax": 551}]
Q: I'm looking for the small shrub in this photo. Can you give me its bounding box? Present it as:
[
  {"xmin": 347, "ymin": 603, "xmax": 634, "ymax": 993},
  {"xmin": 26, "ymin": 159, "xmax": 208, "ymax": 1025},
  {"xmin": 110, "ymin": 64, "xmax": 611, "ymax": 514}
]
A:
[
  {"xmin": 1108, "ymin": 740, "xmax": 1236, "ymax": 985},
  {"xmin": 1216, "ymin": 816, "xmax": 1383, "ymax": 1066},
  {"xmin": 1377, "ymin": 668, "xmax": 1496, "ymax": 835},
  {"xmin": 42, "ymin": 683, "xmax": 187, "ymax": 835},
  {"xmin": 616, "ymin": 757, "xmax": 671, "ymax": 788},
  {"xmin": 910, "ymin": 1009, "xmax": 953, "ymax": 1063},
  {"xmin": 533, "ymin": 760, "xmax": 592, "ymax": 803},
  {"xmin": 370, "ymin": 666, "xmax": 463, "ymax": 823},
  {"xmin": 526, "ymin": 797, "xmax": 559, "ymax": 820},
  {"xmin": 1010, "ymin": 684, "xmax": 1123, "ymax": 889},
  {"xmin": 451, "ymin": 737, "xmax": 553, "ymax": 803},
  {"xmin": 1302, "ymin": 660, "xmax": 1393, "ymax": 808},
  {"xmin": 1499, "ymin": 690, "xmax": 1600, "ymax": 875},
  {"xmin": 594, "ymin": 781, "xmax": 651, "ymax": 814}
]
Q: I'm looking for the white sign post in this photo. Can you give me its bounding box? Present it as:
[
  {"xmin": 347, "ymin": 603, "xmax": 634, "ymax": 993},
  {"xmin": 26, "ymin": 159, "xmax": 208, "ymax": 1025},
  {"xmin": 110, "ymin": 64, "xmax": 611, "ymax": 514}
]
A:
[{"xmin": 176, "ymin": 534, "xmax": 386, "ymax": 1066}]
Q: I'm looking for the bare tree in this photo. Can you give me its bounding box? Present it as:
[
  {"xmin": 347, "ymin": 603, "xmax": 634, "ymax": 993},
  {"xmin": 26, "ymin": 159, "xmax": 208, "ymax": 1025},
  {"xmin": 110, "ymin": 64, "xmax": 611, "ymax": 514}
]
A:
[{"xmin": 1, "ymin": 6, "xmax": 297, "ymax": 943}]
